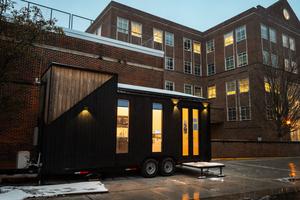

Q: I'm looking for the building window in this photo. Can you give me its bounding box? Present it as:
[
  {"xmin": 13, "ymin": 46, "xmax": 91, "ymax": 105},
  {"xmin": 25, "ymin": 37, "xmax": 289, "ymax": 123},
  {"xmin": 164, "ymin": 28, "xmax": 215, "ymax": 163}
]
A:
[
  {"xmin": 116, "ymin": 99, "xmax": 129, "ymax": 154},
  {"xmin": 165, "ymin": 57, "xmax": 174, "ymax": 70},
  {"xmin": 291, "ymin": 61, "xmax": 298, "ymax": 74},
  {"xmin": 184, "ymin": 84, "xmax": 193, "ymax": 95},
  {"xmin": 261, "ymin": 24, "xmax": 268, "ymax": 40},
  {"xmin": 225, "ymin": 56, "xmax": 235, "ymax": 70},
  {"xmin": 226, "ymin": 81, "xmax": 236, "ymax": 96},
  {"xmin": 184, "ymin": 61, "xmax": 192, "ymax": 74},
  {"xmin": 271, "ymin": 54, "xmax": 278, "ymax": 68},
  {"xmin": 263, "ymin": 50, "xmax": 269, "ymax": 65},
  {"xmin": 284, "ymin": 58, "xmax": 290, "ymax": 71},
  {"xmin": 184, "ymin": 38, "xmax": 191, "ymax": 51},
  {"xmin": 153, "ymin": 28, "xmax": 163, "ymax": 43},
  {"xmin": 117, "ymin": 17, "xmax": 129, "ymax": 34},
  {"xmin": 208, "ymin": 85, "xmax": 216, "ymax": 99},
  {"xmin": 165, "ymin": 32, "xmax": 174, "ymax": 46},
  {"xmin": 206, "ymin": 39, "xmax": 214, "ymax": 53},
  {"xmin": 269, "ymin": 28, "xmax": 276, "ymax": 43},
  {"xmin": 240, "ymin": 106, "xmax": 251, "ymax": 120},
  {"xmin": 282, "ymin": 34, "xmax": 289, "ymax": 48},
  {"xmin": 131, "ymin": 21, "xmax": 142, "ymax": 37},
  {"xmin": 224, "ymin": 31, "xmax": 234, "ymax": 46},
  {"xmin": 239, "ymin": 79, "xmax": 249, "ymax": 93},
  {"xmin": 194, "ymin": 86, "xmax": 202, "ymax": 97},
  {"xmin": 289, "ymin": 37, "xmax": 296, "ymax": 51},
  {"xmin": 237, "ymin": 52, "xmax": 248, "ymax": 67},
  {"xmin": 207, "ymin": 63, "xmax": 215, "ymax": 76},
  {"xmin": 194, "ymin": 64, "xmax": 201, "ymax": 76},
  {"xmin": 165, "ymin": 81, "xmax": 174, "ymax": 91},
  {"xmin": 227, "ymin": 107, "xmax": 237, "ymax": 121},
  {"xmin": 193, "ymin": 42, "xmax": 201, "ymax": 54},
  {"xmin": 95, "ymin": 26, "xmax": 101, "ymax": 36},
  {"xmin": 236, "ymin": 25, "xmax": 246, "ymax": 42},
  {"xmin": 264, "ymin": 78, "xmax": 271, "ymax": 93},
  {"xmin": 152, "ymin": 103, "xmax": 162, "ymax": 152}
]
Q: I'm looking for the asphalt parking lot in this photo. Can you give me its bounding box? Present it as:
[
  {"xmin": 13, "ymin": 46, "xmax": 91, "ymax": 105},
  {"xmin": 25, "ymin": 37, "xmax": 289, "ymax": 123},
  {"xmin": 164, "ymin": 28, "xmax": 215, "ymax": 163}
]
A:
[{"xmin": 30, "ymin": 157, "xmax": 300, "ymax": 200}]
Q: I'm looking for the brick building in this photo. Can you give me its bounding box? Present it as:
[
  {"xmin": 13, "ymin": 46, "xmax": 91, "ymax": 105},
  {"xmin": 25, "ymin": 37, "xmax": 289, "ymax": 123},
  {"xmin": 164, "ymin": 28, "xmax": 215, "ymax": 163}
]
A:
[{"xmin": 0, "ymin": 0, "xmax": 300, "ymax": 169}]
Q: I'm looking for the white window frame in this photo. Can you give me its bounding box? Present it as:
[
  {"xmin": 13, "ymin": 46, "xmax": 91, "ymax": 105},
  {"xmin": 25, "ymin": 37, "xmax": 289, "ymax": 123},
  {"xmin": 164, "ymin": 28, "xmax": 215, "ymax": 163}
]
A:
[
  {"xmin": 117, "ymin": 17, "xmax": 129, "ymax": 34},
  {"xmin": 165, "ymin": 57, "xmax": 174, "ymax": 70},
  {"xmin": 193, "ymin": 41, "xmax": 201, "ymax": 54},
  {"xmin": 184, "ymin": 84, "xmax": 193, "ymax": 95},
  {"xmin": 261, "ymin": 24, "xmax": 268, "ymax": 40},
  {"xmin": 153, "ymin": 28, "xmax": 163, "ymax": 43},
  {"xmin": 237, "ymin": 52, "xmax": 248, "ymax": 67},
  {"xmin": 184, "ymin": 61, "xmax": 192, "ymax": 74},
  {"xmin": 269, "ymin": 28, "xmax": 276, "ymax": 43},
  {"xmin": 165, "ymin": 81, "xmax": 175, "ymax": 91},
  {"xmin": 227, "ymin": 107, "xmax": 237, "ymax": 121},
  {"xmin": 194, "ymin": 86, "xmax": 203, "ymax": 97},
  {"xmin": 165, "ymin": 32, "xmax": 174, "ymax": 46},
  {"xmin": 208, "ymin": 85, "xmax": 216, "ymax": 99},
  {"xmin": 289, "ymin": 37, "xmax": 296, "ymax": 51},
  {"xmin": 207, "ymin": 63, "xmax": 216, "ymax": 76},
  {"xmin": 131, "ymin": 21, "xmax": 142, "ymax": 38},
  {"xmin": 236, "ymin": 25, "xmax": 246, "ymax": 42},
  {"xmin": 282, "ymin": 34, "xmax": 289, "ymax": 48},
  {"xmin": 183, "ymin": 38, "xmax": 192, "ymax": 51},
  {"xmin": 224, "ymin": 31, "xmax": 234, "ymax": 47},
  {"xmin": 206, "ymin": 39, "xmax": 215, "ymax": 53},
  {"xmin": 240, "ymin": 106, "xmax": 251, "ymax": 121},
  {"xmin": 225, "ymin": 56, "xmax": 235, "ymax": 71},
  {"xmin": 226, "ymin": 81, "xmax": 236, "ymax": 96},
  {"xmin": 194, "ymin": 63, "xmax": 201, "ymax": 76}
]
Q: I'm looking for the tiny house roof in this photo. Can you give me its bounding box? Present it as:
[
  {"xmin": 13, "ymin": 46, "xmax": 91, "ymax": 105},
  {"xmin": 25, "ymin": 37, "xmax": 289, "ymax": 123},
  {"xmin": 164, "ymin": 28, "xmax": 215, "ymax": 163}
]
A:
[{"xmin": 118, "ymin": 83, "xmax": 206, "ymax": 102}]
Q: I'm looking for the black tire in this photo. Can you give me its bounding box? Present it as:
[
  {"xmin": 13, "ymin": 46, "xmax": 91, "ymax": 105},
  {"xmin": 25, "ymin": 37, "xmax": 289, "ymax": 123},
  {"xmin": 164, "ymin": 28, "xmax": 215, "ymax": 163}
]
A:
[
  {"xmin": 141, "ymin": 158, "xmax": 158, "ymax": 178},
  {"xmin": 159, "ymin": 157, "xmax": 175, "ymax": 176}
]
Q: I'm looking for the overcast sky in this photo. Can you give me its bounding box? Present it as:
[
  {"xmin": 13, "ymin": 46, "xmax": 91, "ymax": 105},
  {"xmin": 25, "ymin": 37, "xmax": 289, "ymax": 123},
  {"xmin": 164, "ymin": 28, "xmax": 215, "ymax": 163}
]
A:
[{"xmin": 16, "ymin": 0, "xmax": 300, "ymax": 31}]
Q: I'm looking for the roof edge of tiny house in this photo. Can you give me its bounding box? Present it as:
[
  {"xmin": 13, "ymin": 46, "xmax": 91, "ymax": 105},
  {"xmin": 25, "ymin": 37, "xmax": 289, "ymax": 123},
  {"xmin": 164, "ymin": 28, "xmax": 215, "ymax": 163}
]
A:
[{"xmin": 118, "ymin": 83, "xmax": 207, "ymax": 102}]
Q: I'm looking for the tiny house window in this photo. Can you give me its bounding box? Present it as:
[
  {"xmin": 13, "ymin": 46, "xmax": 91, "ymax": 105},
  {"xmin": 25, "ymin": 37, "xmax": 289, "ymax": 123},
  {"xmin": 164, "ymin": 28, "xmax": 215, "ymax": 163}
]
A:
[
  {"xmin": 152, "ymin": 103, "xmax": 163, "ymax": 152},
  {"xmin": 116, "ymin": 99, "xmax": 129, "ymax": 154}
]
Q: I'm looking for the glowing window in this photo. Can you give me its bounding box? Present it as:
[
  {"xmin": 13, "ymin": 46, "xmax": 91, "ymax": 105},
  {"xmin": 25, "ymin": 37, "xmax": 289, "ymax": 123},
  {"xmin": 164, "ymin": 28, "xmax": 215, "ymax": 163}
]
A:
[
  {"xmin": 264, "ymin": 78, "xmax": 271, "ymax": 93},
  {"xmin": 239, "ymin": 79, "xmax": 249, "ymax": 93},
  {"xmin": 208, "ymin": 85, "xmax": 216, "ymax": 99},
  {"xmin": 152, "ymin": 103, "xmax": 163, "ymax": 153},
  {"xmin": 131, "ymin": 21, "xmax": 142, "ymax": 37},
  {"xmin": 224, "ymin": 32, "xmax": 234, "ymax": 46},
  {"xmin": 182, "ymin": 108, "xmax": 189, "ymax": 156},
  {"xmin": 153, "ymin": 28, "xmax": 163, "ymax": 43},
  {"xmin": 193, "ymin": 42, "xmax": 201, "ymax": 54},
  {"xmin": 116, "ymin": 99, "xmax": 129, "ymax": 154},
  {"xmin": 192, "ymin": 109, "xmax": 199, "ymax": 156},
  {"xmin": 226, "ymin": 81, "xmax": 236, "ymax": 95}
]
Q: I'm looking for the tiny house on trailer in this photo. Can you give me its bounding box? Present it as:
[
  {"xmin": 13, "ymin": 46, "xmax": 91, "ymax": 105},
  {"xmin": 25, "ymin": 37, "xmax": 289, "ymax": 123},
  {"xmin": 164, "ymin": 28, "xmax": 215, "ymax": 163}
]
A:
[{"xmin": 39, "ymin": 63, "xmax": 211, "ymax": 177}]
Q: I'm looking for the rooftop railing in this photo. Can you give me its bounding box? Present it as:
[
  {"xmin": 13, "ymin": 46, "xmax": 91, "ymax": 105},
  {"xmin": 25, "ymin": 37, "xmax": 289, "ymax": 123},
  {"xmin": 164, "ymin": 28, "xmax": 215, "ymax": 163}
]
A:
[{"xmin": 12, "ymin": 0, "xmax": 94, "ymax": 31}]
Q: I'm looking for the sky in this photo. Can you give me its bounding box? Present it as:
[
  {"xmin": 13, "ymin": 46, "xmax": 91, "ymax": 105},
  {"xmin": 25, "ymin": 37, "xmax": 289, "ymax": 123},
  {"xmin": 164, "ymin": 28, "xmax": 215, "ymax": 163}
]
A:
[{"xmin": 15, "ymin": 0, "xmax": 300, "ymax": 31}]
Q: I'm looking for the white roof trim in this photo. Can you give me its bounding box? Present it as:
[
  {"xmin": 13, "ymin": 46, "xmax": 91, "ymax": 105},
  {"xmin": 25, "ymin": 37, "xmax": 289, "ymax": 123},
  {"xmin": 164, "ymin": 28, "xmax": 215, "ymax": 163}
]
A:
[
  {"xmin": 63, "ymin": 28, "xmax": 164, "ymax": 58},
  {"xmin": 118, "ymin": 83, "xmax": 205, "ymax": 100}
]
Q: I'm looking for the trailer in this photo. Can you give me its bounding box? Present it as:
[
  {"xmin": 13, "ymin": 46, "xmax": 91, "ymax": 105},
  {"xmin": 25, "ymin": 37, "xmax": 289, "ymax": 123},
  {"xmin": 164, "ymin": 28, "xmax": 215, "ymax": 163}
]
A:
[{"xmin": 39, "ymin": 63, "xmax": 211, "ymax": 178}]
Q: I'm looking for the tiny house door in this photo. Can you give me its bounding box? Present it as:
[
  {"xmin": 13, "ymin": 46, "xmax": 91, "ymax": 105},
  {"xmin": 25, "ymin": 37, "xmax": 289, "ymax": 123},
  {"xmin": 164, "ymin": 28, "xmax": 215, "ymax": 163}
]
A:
[{"xmin": 182, "ymin": 107, "xmax": 200, "ymax": 158}]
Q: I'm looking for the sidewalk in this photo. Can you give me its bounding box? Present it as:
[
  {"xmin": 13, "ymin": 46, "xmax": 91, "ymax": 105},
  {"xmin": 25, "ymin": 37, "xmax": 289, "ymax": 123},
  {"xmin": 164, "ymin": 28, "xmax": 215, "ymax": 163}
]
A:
[{"xmin": 29, "ymin": 157, "xmax": 300, "ymax": 200}]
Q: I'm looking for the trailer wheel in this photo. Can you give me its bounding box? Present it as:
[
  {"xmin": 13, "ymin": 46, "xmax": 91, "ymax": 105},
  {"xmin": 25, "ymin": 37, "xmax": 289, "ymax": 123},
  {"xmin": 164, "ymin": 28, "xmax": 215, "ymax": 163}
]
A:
[
  {"xmin": 141, "ymin": 159, "xmax": 158, "ymax": 178},
  {"xmin": 160, "ymin": 158, "xmax": 175, "ymax": 176}
]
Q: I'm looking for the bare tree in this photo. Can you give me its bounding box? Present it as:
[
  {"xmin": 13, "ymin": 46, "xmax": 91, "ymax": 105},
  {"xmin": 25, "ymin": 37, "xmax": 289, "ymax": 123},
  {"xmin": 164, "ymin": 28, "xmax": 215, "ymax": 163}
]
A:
[
  {"xmin": 0, "ymin": 0, "xmax": 63, "ymax": 129},
  {"xmin": 264, "ymin": 64, "xmax": 300, "ymax": 138}
]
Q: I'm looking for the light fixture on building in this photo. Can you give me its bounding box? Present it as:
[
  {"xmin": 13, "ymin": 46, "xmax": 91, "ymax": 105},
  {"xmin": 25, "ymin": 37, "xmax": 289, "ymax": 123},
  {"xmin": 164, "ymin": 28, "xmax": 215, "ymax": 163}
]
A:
[
  {"xmin": 172, "ymin": 98, "xmax": 179, "ymax": 106},
  {"xmin": 286, "ymin": 119, "xmax": 291, "ymax": 125}
]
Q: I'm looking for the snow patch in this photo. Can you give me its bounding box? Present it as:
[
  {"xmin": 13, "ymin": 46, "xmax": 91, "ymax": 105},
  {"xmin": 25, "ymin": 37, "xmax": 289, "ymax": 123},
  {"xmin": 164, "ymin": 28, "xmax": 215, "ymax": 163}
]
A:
[{"xmin": 0, "ymin": 181, "xmax": 108, "ymax": 200}]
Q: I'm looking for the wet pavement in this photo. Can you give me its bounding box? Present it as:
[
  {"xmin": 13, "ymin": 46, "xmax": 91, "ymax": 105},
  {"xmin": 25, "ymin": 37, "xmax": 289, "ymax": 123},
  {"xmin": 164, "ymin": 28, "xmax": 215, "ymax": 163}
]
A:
[{"xmin": 30, "ymin": 157, "xmax": 300, "ymax": 200}]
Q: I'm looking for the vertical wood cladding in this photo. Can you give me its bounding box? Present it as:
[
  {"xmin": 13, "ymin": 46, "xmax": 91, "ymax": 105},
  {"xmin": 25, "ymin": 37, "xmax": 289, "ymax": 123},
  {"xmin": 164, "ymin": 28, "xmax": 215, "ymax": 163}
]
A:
[{"xmin": 44, "ymin": 65, "xmax": 112, "ymax": 123}]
